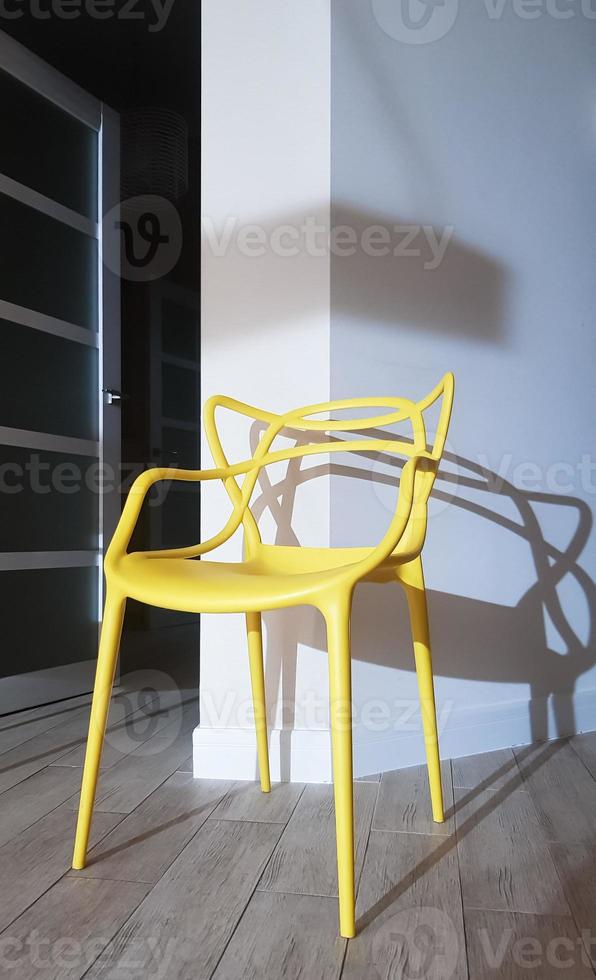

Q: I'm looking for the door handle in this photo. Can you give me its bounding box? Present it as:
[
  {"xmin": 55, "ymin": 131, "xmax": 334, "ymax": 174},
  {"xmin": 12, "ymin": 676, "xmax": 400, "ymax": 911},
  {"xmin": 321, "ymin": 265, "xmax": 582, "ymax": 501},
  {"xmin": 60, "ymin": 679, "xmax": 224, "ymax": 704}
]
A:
[{"xmin": 103, "ymin": 387, "xmax": 123, "ymax": 406}]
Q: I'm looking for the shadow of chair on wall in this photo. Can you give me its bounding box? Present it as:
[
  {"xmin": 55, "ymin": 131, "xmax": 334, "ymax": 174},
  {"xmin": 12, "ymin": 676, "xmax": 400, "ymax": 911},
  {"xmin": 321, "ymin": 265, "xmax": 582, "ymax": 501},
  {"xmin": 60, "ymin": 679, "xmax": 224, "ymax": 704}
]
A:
[
  {"xmin": 247, "ymin": 421, "xmax": 596, "ymax": 780},
  {"xmin": 202, "ymin": 202, "xmax": 508, "ymax": 345}
]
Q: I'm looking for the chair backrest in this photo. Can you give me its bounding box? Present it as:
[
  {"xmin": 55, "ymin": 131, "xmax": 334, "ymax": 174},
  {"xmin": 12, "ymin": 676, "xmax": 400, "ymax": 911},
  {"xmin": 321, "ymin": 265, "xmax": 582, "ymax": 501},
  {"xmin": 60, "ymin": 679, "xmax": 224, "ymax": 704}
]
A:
[{"xmin": 204, "ymin": 373, "xmax": 454, "ymax": 559}]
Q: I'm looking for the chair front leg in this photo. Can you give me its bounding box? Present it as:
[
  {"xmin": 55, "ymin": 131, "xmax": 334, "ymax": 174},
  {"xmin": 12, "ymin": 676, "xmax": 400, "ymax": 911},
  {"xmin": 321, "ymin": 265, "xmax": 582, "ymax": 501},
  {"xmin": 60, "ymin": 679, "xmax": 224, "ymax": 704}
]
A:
[
  {"xmin": 324, "ymin": 594, "xmax": 356, "ymax": 939},
  {"xmin": 398, "ymin": 556, "xmax": 444, "ymax": 823},
  {"xmin": 245, "ymin": 611, "xmax": 271, "ymax": 793},
  {"xmin": 72, "ymin": 588, "xmax": 126, "ymax": 869}
]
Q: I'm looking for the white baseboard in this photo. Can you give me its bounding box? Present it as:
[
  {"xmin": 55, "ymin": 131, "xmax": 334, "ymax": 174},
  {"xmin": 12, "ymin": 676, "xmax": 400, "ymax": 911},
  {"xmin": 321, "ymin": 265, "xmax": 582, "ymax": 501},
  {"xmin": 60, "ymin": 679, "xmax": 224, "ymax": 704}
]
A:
[
  {"xmin": 192, "ymin": 687, "xmax": 596, "ymax": 783},
  {"xmin": 193, "ymin": 725, "xmax": 334, "ymax": 783}
]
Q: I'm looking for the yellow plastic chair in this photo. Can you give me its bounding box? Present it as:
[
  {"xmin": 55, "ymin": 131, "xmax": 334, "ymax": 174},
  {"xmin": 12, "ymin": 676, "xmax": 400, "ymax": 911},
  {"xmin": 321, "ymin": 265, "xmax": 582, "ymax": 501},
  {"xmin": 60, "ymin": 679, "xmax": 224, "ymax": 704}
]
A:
[{"xmin": 73, "ymin": 373, "xmax": 454, "ymax": 938}]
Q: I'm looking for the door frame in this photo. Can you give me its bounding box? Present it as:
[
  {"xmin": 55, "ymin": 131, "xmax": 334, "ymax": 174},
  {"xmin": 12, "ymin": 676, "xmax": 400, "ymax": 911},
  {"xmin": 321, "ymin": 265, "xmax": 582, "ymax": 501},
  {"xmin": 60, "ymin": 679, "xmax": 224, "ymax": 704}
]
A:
[
  {"xmin": 0, "ymin": 30, "xmax": 120, "ymax": 712},
  {"xmin": 146, "ymin": 279, "xmax": 200, "ymax": 629}
]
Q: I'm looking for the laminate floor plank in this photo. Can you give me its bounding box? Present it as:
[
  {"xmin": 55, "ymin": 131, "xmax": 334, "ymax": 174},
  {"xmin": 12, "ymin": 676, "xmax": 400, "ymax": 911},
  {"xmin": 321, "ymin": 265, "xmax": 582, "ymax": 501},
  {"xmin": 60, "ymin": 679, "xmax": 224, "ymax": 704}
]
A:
[
  {"xmin": 0, "ymin": 877, "xmax": 150, "ymax": 980},
  {"xmin": 151, "ymin": 696, "xmax": 199, "ymax": 740},
  {"xmin": 514, "ymin": 740, "xmax": 596, "ymax": 845},
  {"xmin": 213, "ymin": 891, "xmax": 346, "ymax": 980},
  {"xmin": 51, "ymin": 692, "xmax": 198, "ymax": 768},
  {"xmin": 570, "ymin": 730, "xmax": 596, "ymax": 781},
  {"xmin": 464, "ymin": 909, "xmax": 594, "ymax": 978},
  {"xmin": 0, "ymin": 675, "xmax": 169, "ymax": 749},
  {"xmin": 258, "ymin": 782, "xmax": 378, "ymax": 897},
  {"xmin": 373, "ymin": 761, "xmax": 454, "ymax": 835},
  {"xmin": 66, "ymin": 733, "xmax": 193, "ymax": 814},
  {"xmin": 452, "ymin": 749, "xmax": 522, "ymax": 793},
  {"xmin": 85, "ymin": 819, "xmax": 283, "ymax": 980},
  {"xmin": 0, "ymin": 766, "xmax": 82, "ymax": 847},
  {"xmin": 0, "ymin": 804, "xmax": 123, "ymax": 932},
  {"xmin": 213, "ymin": 779, "xmax": 304, "ymax": 824},
  {"xmin": 0, "ymin": 691, "xmax": 92, "ymax": 731},
  {"xmin": 343, "ymin": 829, "xmax": 468, "ymax": 980},
  {"xmin": 71, "ymin": 771, "xmax": 233, "ymax": 883},
  {"xmin": 0, "ymin": 694, "xmax": 94, "ymax": 754},
  {"xmin": 454, "ymin": 786, "xmax": 570, "ymax": 914},
  {"xmin": 0, "ymin": 689, "xmax": 172, "ymax": 790},
  {"xmin": 0, "ymin": 726, "xmax": 92, "ymax": 796},
  {"xmin": 549, "ymin": 840, "xmax": 596, "ymax": 942},
  {"xmin": 29, "ymin": 683, "xmax": 161, "ymax": 745}
]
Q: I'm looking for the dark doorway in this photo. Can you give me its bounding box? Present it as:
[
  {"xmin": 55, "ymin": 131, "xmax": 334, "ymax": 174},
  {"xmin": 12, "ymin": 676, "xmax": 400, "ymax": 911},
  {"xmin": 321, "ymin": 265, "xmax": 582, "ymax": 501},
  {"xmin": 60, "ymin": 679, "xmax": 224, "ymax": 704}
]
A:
[{"xmin": 2, "ymin": 4, "xmax": 201, "ymax": 690}]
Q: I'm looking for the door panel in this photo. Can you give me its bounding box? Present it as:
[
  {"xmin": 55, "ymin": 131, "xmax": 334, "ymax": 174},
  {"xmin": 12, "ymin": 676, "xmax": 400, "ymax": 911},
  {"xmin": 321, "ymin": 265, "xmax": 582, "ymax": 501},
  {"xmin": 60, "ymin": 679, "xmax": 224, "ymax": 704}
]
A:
[{"xmin": 0, "ymin": 31, "xmax": 120, "ymax": 713}]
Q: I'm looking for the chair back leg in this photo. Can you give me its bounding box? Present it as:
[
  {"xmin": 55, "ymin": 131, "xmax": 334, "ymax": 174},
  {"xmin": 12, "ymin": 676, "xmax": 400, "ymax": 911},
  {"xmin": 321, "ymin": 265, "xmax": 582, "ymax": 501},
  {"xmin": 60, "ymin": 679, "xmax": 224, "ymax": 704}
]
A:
[
  {"xmin": 399, "ymin": 557, "xmax": 445, "ymax": 823},
  {"xmin": 246, "ymin": 611, "xmax": 271, "ymax": 793},
  {"xmin": 324, "ymin": 596, "xmax": 356, "ymax": 938},
  {"xmin": 72, "ymin": 588, "xmax": 126, "ymax": 869}
]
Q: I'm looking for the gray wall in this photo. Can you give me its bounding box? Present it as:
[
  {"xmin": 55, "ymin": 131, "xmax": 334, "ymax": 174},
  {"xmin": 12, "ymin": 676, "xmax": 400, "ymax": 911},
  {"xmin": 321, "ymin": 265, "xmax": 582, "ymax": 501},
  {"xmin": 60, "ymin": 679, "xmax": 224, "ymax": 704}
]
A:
[{"xmin": 331, "ymin": 0, "xmax": 596, "ymax": 765}]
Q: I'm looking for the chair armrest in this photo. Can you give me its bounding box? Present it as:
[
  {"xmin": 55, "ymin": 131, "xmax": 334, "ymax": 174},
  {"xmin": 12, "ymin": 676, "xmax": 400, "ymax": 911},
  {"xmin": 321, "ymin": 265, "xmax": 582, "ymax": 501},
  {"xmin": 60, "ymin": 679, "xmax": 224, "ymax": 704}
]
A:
[
  {"xmin": 349, "ymin": 454, "xmax": 435, "ymax": 581},
  {"xmin": 105, "ymin": 465, "xmax": 239, "ymax": 566}
]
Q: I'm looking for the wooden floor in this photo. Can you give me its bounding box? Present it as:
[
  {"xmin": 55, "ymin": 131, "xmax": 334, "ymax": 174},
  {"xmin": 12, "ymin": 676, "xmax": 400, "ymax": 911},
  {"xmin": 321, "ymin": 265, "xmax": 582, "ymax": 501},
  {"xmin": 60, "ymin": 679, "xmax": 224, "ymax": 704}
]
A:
[{"xmin": 1, "ymin": 682, "xmax": 596, "ymax": 979}]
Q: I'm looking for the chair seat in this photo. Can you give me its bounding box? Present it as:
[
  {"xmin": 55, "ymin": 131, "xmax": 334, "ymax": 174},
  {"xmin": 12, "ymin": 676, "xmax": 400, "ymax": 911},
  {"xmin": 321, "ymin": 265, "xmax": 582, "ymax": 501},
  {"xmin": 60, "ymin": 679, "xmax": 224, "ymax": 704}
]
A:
[{"xmin": 111, "ymin": 544, "xmax": 395, "ymax": 614}]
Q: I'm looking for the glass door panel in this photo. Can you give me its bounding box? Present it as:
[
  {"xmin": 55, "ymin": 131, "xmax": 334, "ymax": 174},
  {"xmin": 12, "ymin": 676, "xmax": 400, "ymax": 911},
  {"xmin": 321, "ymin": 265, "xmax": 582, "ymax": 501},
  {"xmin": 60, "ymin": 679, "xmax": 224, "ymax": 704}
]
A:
[
  {"xmin": 0, "ymin": 320, "xmax": 98, "ymax": 440},
  {"xmin": 0, "ymin": 566, "xmax": 99, "ymax": 675},
  {"xmin": 0, "ymin": 65, "xmax": 98, "ymax": 218},
  {"xmin": 0, "ymin": 193, "xmax": 98, "ymax": 330}
]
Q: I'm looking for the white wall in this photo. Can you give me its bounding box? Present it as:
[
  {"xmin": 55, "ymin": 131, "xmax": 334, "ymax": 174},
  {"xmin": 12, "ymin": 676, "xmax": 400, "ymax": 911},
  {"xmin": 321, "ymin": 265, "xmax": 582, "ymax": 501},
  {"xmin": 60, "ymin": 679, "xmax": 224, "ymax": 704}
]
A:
[
  {"xmin": 199, "ymin": 0, "xmax": 596, "ymax": 782},
  {"xmin": 197, "ymin": 0, "xmax": 333, "ymax": 781},
  {"xmin": 331, "ymin": 0, "xmax": 596, "ymax": 770}
]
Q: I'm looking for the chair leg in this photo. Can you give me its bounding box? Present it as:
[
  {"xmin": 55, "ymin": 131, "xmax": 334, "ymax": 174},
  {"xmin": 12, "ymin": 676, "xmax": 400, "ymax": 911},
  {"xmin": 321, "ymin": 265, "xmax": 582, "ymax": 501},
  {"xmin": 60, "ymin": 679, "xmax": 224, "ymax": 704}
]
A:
[
  {"xmin": 246, "ymin": 611, "xmax": 271, "ymax": 793},
  {"xmin": 399, "ymin": 557, "xmax": 444, "ymax": 823},
  {"xmin": 72, "ymin": 588, "xmax": 126, "ymax": 869},
  {"xmin": 325, "ymin": 597, "xmax": 356, "ymax": 939}
]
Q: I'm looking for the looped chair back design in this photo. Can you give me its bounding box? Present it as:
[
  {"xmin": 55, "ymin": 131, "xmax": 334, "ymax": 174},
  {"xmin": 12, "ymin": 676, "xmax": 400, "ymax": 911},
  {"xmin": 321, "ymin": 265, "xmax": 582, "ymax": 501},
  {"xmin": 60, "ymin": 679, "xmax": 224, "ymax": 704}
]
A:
[{"xmin": 201, "ymin": 371, "xmax": 454, "ymax": 564}]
